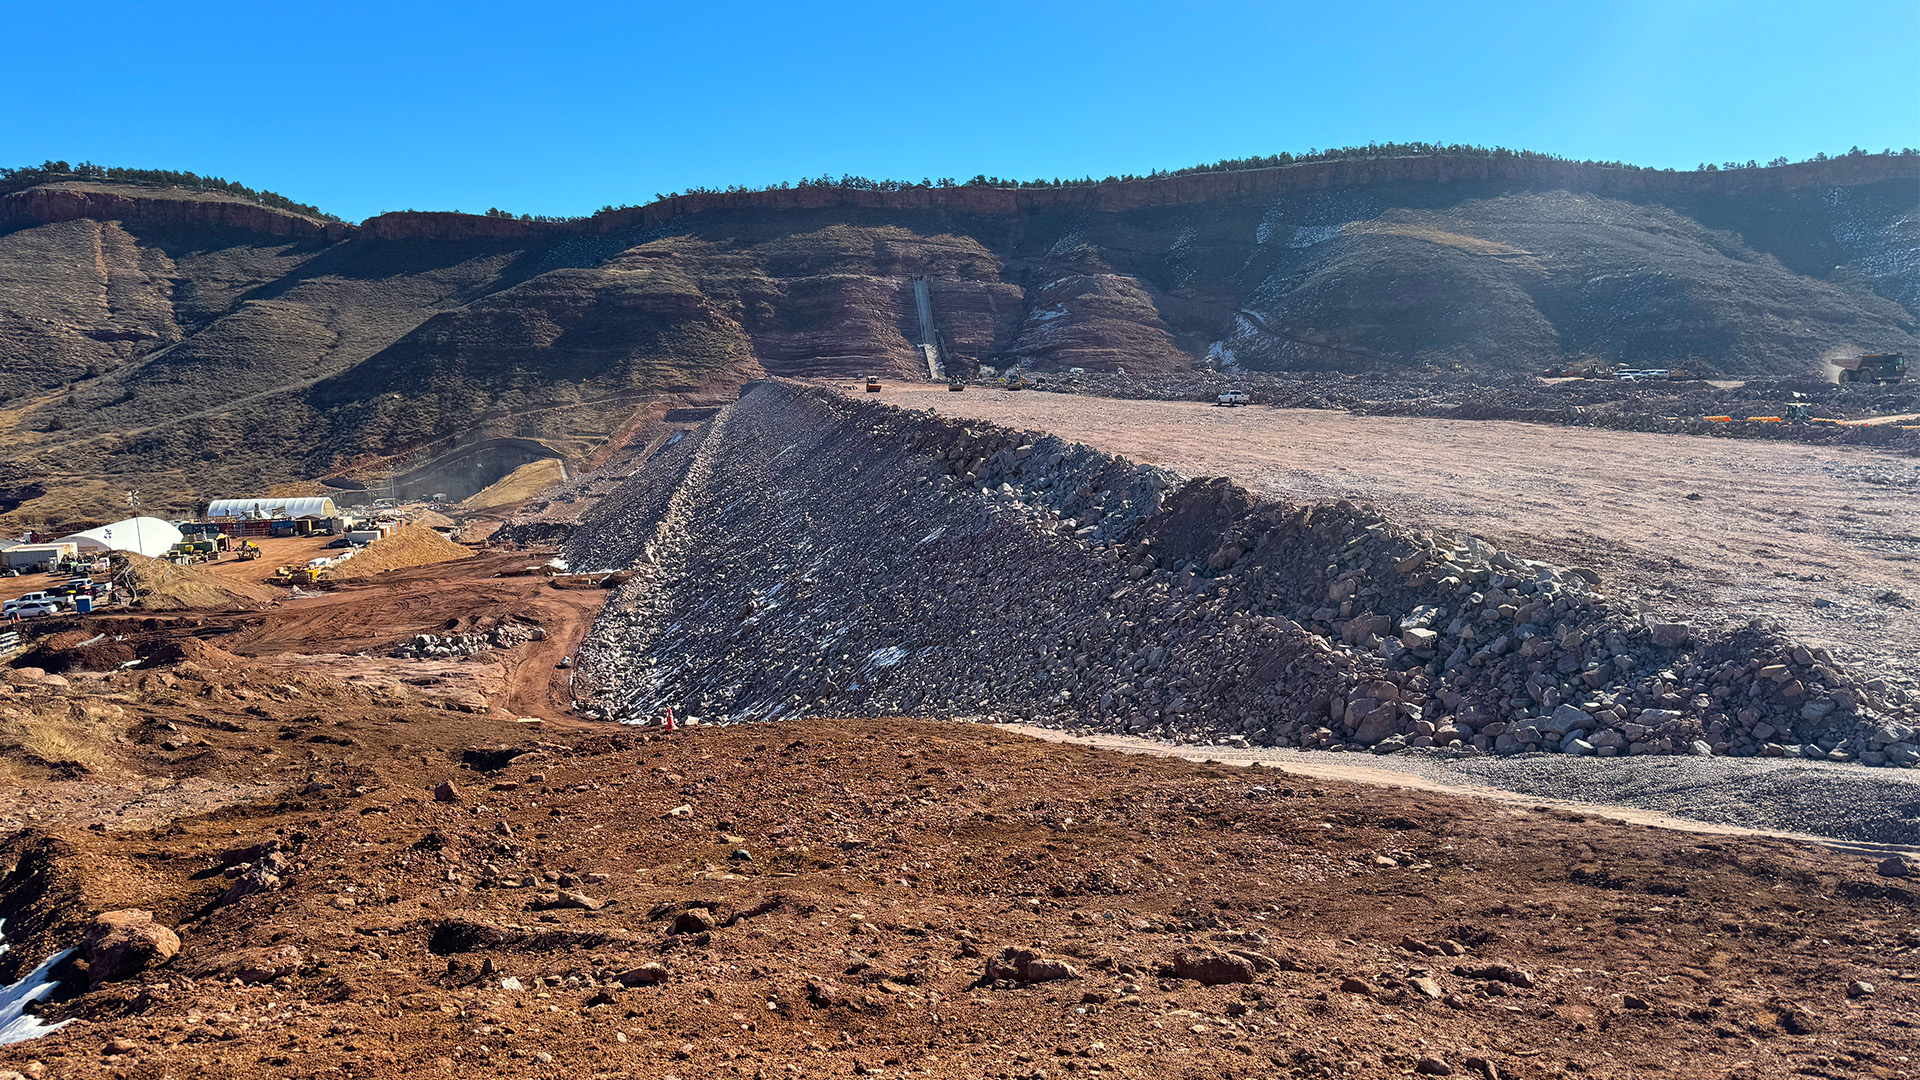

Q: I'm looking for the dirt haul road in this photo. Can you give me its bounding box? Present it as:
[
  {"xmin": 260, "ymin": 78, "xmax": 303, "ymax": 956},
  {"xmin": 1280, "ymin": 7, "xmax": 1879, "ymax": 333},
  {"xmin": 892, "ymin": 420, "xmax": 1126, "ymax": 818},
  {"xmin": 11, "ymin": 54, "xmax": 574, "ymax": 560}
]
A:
[{"xmin": 891, "ymin": 386, "xmax": 1920, "ymax": 687}]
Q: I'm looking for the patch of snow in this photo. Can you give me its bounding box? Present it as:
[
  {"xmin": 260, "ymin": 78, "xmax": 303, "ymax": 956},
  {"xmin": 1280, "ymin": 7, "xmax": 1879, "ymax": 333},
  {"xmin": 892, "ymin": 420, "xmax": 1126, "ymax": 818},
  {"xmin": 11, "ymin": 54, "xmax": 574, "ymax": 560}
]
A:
[
  {"xmin": 1046, "ymin": 229, "xmax": 1087, "ymax": 258},
  {"xmin": 0, "ymin": 920, "xmax": 70, "ymax": 1046},
  {"xmin": 1288, "ymin": 224, "xmax": 1345, "ymax": 248},
  {"xmin": 1025, "ymin": 306, "xmax": 1069, "ymax": 323},
  {"xmin": 1206, "ymin": 341, "xmax": 1242, "ymax": 372}
]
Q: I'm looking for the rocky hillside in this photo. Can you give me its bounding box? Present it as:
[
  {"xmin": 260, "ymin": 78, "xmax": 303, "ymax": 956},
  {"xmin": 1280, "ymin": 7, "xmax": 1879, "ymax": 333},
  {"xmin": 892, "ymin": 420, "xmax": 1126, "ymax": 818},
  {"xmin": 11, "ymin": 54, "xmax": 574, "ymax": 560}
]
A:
[{"xmin": 0, "ymin": 153, "xmax": 1914, "ymax": 526}]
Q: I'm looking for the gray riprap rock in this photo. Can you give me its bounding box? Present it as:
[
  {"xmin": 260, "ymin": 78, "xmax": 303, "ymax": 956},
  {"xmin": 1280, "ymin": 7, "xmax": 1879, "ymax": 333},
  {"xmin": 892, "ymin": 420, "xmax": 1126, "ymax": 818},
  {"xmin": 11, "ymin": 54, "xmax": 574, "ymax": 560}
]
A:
[
  {"xmin": 1648, "ymin": 622, "xmax": 1690, "ymax": 648},
  {"xmin": 1690, "ymin": 740, "xmax": 1715, "ymax": 756},
  {"xmin": 1545, "ymin": 704, "xmax": 1592, "ymax": 735}
]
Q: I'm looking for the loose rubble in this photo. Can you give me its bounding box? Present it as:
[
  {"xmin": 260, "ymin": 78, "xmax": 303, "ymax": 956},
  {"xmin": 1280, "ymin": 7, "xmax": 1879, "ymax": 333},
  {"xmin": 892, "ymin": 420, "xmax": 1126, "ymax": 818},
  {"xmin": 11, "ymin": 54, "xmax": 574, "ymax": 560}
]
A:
[
  {"xmin": 561, "ymin": 381, "xmax": 1915, "ymax": 766},
  {"xmin": 392, "ymin": 623, "xmax": 545, "ymax": 660}
]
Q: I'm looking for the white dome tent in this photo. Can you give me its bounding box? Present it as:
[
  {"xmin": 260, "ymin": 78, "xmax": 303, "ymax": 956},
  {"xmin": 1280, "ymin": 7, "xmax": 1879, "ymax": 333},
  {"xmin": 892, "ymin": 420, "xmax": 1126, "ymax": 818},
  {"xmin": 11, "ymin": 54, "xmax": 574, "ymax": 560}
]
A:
[
  {"xmin": 206, "ymin": 497, "xmax": 338, "ymax": 520},
  {"xmin": 57, "ymin": 516, "xmax": 183, "ymax": 559}
]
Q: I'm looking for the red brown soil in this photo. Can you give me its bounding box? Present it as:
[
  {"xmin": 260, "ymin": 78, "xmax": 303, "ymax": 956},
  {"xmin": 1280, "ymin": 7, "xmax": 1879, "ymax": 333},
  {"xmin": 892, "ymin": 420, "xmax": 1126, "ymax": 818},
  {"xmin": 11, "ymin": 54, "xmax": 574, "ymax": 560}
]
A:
[
  {"xmin": 0, "ymin": 541, "xmax": 1914, "ymax": 1078},
  {"xmin": 3, "ymin": 702, "xmax": 1916, "ymax": 1080}
]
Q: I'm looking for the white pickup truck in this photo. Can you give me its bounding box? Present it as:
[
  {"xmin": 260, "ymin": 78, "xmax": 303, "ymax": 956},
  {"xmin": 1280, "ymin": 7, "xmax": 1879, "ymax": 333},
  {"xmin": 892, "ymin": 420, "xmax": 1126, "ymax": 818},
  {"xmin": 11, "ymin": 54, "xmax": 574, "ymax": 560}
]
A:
[
  {"xmin": 3, "ymin": 592, "xmax": 66, "ymax": 617},
  {"xmin": 1216, "ymin": 390, "xmax": 1250, "ymax": 407}
]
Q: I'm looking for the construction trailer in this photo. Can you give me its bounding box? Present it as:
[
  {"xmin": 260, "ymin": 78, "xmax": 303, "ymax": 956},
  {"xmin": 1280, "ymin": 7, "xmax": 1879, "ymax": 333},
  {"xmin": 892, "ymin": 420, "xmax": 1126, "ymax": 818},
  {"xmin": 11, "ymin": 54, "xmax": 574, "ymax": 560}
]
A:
[{"xmin": 1, "ymin": 542, "xmax": 77, "ymax": 572}]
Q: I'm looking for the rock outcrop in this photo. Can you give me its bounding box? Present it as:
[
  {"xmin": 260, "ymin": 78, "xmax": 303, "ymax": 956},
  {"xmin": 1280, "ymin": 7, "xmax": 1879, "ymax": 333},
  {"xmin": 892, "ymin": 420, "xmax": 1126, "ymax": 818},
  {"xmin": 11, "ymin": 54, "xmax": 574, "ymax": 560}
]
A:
[{"xmin": 0, "ymin": 183, "xmax": 349, "ymax": 240}]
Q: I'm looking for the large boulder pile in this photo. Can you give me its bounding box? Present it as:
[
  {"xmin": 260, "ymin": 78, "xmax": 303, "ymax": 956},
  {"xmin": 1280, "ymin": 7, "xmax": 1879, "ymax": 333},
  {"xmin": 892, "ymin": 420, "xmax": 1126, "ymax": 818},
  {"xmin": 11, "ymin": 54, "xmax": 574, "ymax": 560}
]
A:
[{"xmin": 565, "ymin": 381, "xmax": 1916, "ymax": 765}]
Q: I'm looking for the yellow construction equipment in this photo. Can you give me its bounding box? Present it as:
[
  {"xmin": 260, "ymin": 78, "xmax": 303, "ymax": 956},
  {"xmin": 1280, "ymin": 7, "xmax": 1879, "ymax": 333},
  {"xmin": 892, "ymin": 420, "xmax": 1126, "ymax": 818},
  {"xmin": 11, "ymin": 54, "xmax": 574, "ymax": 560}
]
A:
[
  {"xmin": 288, "ymin": 565, "xmax": 330, "ymax": 586},
  {"xmin": 237, "ymin": 541, "xmax": 262, "ymax": 561}
]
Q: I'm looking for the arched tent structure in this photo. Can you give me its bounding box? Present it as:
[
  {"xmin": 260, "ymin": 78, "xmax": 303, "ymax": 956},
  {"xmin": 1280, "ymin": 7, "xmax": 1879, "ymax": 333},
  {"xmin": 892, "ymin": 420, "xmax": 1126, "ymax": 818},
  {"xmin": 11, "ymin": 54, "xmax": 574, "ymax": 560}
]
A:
[
  {"xmin": 206, "ymin": 497, "xmax": 338, "ymax": 520},
  {"xmin": 58, "ymin": 516, "xmax": 183, "ymax": 559}
]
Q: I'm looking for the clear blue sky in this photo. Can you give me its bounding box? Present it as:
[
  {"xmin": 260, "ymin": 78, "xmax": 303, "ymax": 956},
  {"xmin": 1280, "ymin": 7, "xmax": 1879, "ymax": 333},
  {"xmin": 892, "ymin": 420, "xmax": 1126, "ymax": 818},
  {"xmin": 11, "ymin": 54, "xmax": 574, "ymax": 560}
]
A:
[{"xmin": 6, "ymin": 0, "xmax": 1916, "ymax": 222}]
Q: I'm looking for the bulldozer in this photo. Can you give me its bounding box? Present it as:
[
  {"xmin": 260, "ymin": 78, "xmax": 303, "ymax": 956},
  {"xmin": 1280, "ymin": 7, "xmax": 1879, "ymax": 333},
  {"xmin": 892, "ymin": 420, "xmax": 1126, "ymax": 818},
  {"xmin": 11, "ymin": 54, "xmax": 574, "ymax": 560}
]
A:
[
  {"xmin": 1832, "ymin": 353, "xmax": 1907, "ymax": 384},
  {"xmin": 947, "ymin": 376, "xmax": 966, "ymax": 392},
  {"xmin": 237, "ymin": 540, "xmax": 262, "ymax": 561},
  {"xmin": 1002, "ymin": 373, "xmax": 1030, "ymax": 391},
  {"xmin": 288, "ymin": 565, "xmax": 330, "ymax": 586}
]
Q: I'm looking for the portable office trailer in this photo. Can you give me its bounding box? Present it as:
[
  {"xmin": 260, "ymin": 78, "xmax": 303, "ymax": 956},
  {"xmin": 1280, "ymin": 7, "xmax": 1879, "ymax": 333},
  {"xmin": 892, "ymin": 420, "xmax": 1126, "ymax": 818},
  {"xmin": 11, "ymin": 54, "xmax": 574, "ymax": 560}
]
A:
[{"xmin": 2, "ymin": 542, "xmax": 77, "ymax": 571}]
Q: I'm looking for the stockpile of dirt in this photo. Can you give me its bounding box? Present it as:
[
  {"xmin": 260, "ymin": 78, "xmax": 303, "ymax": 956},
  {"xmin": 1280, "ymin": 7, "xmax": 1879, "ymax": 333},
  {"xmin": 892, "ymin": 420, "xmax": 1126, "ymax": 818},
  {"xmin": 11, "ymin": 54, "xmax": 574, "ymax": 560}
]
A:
[
  {"xmin": 573, "ymin": 382, "xmax": 1919, "ymax": 767},
  {"xmin": 121, "ymin": 553, "xmax": 280, "ymax": 611},
  {"xmin": 328, "ymin": 525, "xmax": 473, "ymax": 581},
  {"xmin": 14, "ymin": 629, "xmax": 137, "ymax": 674}
]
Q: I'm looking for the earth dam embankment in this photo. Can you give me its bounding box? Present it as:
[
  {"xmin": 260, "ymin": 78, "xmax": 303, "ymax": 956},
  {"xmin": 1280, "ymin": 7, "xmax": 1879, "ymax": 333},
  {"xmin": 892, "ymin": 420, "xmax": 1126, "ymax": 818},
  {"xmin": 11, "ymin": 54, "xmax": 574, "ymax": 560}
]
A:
[{"xmin": 505, "ymin": 382, "xmax": 1920, "ymax": 802}]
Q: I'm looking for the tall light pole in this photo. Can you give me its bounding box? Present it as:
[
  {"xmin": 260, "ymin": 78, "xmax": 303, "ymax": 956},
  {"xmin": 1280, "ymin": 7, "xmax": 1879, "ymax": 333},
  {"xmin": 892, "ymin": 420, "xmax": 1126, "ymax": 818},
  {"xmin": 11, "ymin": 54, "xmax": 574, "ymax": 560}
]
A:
[{"xmin": 127, "ymin": 490, "xmax": 144, "ymax": 557}]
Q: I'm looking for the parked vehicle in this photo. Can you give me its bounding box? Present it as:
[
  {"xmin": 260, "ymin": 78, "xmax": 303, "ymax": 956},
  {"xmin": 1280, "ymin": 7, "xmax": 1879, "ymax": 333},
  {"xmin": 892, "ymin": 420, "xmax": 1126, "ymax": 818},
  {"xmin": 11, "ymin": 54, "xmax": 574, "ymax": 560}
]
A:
[
  {"xmin": 7, "ymin": 602, "xmax": 63, "ymax": 618},
  {"xmin": 4, "ymin": 592, "xmax": 65, "ymax": 615}
]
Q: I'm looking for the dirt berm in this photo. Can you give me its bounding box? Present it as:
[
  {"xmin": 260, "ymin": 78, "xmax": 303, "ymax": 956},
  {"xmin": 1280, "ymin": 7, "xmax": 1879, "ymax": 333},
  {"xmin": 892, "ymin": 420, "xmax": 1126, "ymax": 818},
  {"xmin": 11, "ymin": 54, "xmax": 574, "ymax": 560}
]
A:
[{"xmin": 547, "ymin": 381, "xmax": 1918, "ymax": 767}]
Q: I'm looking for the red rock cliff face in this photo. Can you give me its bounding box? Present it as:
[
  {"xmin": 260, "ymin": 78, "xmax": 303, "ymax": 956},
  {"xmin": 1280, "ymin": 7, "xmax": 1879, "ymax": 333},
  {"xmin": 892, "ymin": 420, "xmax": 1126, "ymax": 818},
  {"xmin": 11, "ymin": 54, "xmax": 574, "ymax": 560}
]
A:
[
  {"xmin": 0, "ymin": 185, "xmax": 351, "ymax": 241},
  {"xmin": 356, "ymin": 210, "xmax": 556, "ymax": 242}
]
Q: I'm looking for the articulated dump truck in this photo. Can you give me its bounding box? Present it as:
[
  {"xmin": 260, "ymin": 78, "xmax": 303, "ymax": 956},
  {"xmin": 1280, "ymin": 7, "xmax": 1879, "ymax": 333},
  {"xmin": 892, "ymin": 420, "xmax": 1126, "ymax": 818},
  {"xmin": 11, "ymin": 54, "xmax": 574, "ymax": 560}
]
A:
[{"xmin": 1832, "ymin": 353, "xmax": 1907, "ymax": 384}]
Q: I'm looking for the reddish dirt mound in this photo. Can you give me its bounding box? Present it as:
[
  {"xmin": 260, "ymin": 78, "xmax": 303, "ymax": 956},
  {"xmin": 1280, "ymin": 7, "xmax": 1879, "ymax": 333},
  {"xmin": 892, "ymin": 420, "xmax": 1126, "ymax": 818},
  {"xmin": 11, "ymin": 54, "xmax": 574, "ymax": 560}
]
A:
[
  {"xmin": 329, "ymin": 525, "xmax": 473, "ymax": 580},
  {"xmin": 122, "ymin": 553, "xmax": 281, "ymax": 610}
]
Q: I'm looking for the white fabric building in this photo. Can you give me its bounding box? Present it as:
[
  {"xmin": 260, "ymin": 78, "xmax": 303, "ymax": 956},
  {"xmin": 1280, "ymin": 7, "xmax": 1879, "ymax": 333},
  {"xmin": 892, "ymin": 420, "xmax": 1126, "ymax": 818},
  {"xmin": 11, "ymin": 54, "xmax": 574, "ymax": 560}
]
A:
[
  {"xmin": 206, "ymin": 497, "xmax": 338, "ymax": 520},
  {"xmin": 58, "ymin": 516, "xmax": 184, "ymax": 558}
]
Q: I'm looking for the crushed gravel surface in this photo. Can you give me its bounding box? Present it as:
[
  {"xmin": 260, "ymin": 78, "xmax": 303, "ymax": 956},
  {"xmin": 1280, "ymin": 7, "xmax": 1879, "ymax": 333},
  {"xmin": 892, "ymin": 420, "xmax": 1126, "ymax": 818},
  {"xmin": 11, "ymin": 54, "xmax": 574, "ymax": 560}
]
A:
[
  {"xmin": 1013, "ymin": 725, "xmax": 1920, "ymax": 850},
  {"xmin": 901, "ymin": 385, "xmax": 1920, "ymax": 686}
]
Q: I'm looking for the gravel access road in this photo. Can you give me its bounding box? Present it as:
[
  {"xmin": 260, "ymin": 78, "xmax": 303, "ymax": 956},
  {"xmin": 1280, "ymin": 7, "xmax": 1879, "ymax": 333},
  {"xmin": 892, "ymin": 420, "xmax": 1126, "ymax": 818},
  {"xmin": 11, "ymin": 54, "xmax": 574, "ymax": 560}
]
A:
[
  {"xmin": 1006, "ymin": 723, "xmax": 1920, "ymax": 853},
  {"xmin": 895, "ymin": 386, "xmax": 1920, "ymax": 686}
]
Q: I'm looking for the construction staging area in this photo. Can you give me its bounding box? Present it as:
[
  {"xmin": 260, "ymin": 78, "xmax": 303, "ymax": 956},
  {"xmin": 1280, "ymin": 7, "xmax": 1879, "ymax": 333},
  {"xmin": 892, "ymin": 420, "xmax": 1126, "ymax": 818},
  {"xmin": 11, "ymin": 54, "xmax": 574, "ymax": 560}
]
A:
[{"xmin": 1, "ymin": 378, "xmax": 1918, "ymax": 1079}]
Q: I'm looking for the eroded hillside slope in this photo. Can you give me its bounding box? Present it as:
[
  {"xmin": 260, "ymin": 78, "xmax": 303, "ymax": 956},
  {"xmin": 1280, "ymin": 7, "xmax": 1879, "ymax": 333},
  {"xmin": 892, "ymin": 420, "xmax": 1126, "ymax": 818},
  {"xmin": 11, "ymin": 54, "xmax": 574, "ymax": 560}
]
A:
[{"xmin": 1, "ymin": 154, "xmax": 1914, "ymax": 527}]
